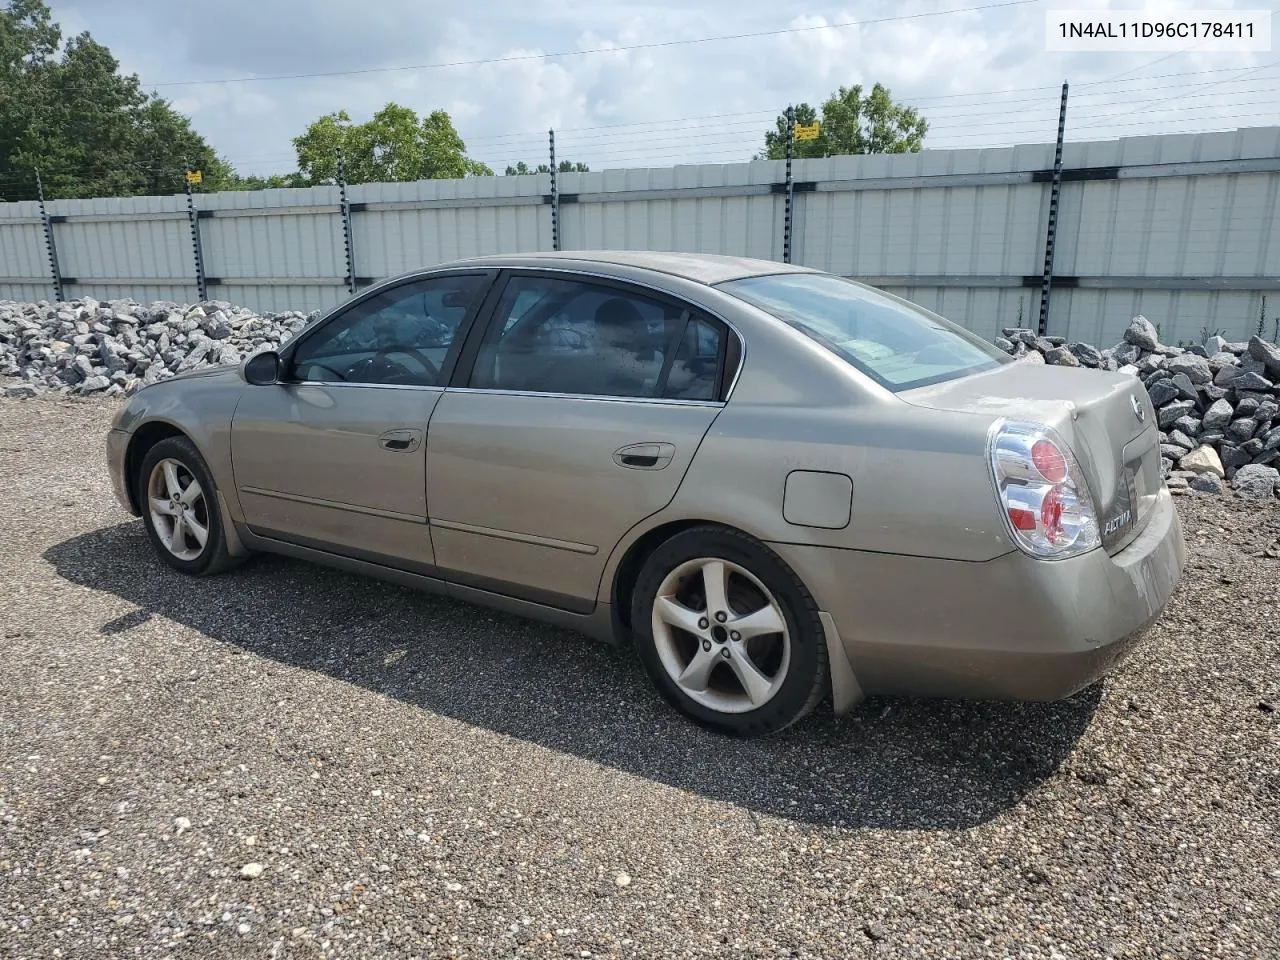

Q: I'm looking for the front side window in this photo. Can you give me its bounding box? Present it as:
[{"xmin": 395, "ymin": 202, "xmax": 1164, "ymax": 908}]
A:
[
  {"xmin": 290, "ymin": 274, "xmax": 486, "ymax": 386},
  {"xmin": 469, "ymin": 275, "xmax": 725, "ymax": 400},
  {"xmin": 719, "ymin": 272, "xmax": 1008, "ymax": 391}
]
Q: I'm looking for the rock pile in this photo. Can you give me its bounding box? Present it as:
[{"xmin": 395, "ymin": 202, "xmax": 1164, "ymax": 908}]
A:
[
  {"xmin": 2, "ymin": 298, "xmax": 1278, "ymax": 501},
  {"xmin": 0, "ymin": 297, "xmax": 314, "ymax": 399},
  {"xmin": 999, "ymin": 316, "xmax": 1280, "ymax": 500}
]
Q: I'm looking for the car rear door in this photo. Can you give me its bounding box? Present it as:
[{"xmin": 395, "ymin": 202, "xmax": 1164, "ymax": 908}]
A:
[
  {"xmin": 230, "ymin": 271, "xmax": 494, "ymax": 572},
  {"xmin": 425, "ymin": 270, "xmax": 737, "ymax": 612}
]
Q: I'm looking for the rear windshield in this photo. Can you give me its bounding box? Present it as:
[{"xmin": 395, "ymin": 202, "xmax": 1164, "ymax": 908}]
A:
[{"xmin": 718, "ymin": 272, "xmax": 1009, "ymax": 391}]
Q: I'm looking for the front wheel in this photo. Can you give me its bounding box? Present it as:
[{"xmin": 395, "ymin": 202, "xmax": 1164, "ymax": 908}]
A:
[
  {"xmin": 138, "ymin": 436, "xmax": 238, "ymax": 576},
  {"xmin": 630, "ymin": 526, "xmax": 829, "ymax": 736}
]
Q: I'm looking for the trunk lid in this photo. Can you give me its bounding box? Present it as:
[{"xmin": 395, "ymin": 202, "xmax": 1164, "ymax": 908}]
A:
[{"xmin": 899, "ymin": 363, "xmax": 1160, "ymax": 554}]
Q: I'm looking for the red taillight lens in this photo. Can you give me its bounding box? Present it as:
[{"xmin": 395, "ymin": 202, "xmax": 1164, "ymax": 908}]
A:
[
  {"xmin": 1031, "ymin": 439, "xmax": 1068, "ymax": 483},
  {"xmin": 1040, "ymin": 486, "xmax": 1065, "ymax": 543},
  {"xmin": 1008, "ymin": 506, "xmax": 1037, "ymax": 530}
]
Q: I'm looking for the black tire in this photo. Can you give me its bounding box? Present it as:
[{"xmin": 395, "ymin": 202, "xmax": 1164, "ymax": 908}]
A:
[
  {"xmin": 137, "ymin": 435, "xmax": 239, "ymax": 577},
  {"xmin": 630, "ymin": 525, "xmax": 829, "ymax": 737}
]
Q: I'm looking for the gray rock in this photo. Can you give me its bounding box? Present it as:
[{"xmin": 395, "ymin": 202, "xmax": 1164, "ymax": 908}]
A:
[
  {"xmin": 1016, "ymin": 349, "xmax": 1045, "ymax": 365},
  {"xmin": 1235, "ymin": 397, "xmax": 1260, "ymax": 418},
  {"xmin": 1213, "ymin": 363, "xmax": 1244, "ymax": 386},
  {"xmin": 1233, "ymin": 371, "xmax": 1275, "ymax": 392},
  {"xmin": 1124, "ymin": 315, "xmax": 1159, "ymax": 351},
  {"xmin": 1202, "ymin": 398, "xmax": 1235, "ymax": 432},
  {"xmin": 994, "ymin": 336, "xmax": 1014, "ymax": 353},
  {"xmin": 4, "ymin": 383, "xmax": 40, "ymax": 398},
  {"xmin": 1113, "ymin": 342, "xmax": 1142, "ymax": 366},
  {"xmin": 1165, "ymin": 475, "xmax": 1189, "ymax": 494},
  {"xmin": 1230, "ymin": 463, "xmax": 1280, "ymax": 498},
  {"xmin": 1203, "ymin": 383, "xmax": 1229, "ymax": 401},
  {"xmin": 1070, "ymin": 342, "xmax": 1102, "ymax": 366},
  {"xmin": 1188, "ymin": 473, "xmax": 1223, "ymax": 494},
  {"xmin": 1173, "ymin": 415, "xmax": 1202, "ymax": 436},
  {"xmin": 1156, "ymin": 400, "xmax": 1196, "ymax": 429},
  {"xmin": 1263, "ymin": 426, "xmax": 1280, "ymax": 451},
  {"xmin": 1204, "ymin": 334, "xmax": 1228, "ymax": 355},
  {"xmin": 1221, "ymin": 445, "xmax": 1254, "ymax": 472},
  {"xmin": 1226, "ymin": 418, "xmax": 1257, "ymax": 442},
  {"xmin": 1247, "ymin": 335, "xmax": 1280, "ymax": 376},
  {"xmin": 1160, "ymin": 443, "xmax": 1187, "ymax": 461},
  {"xmin": 1254, "ymin": 448, "xmax": 1279, "ymax": 466},
  {"xmin": 1169, "ymin": 372, "xmax": 1198, "ymax": 402},
  {"xmin": 1146, "ymin": 379, "xmax": 1178, "ymax": 407},
  {"xmin": 1254, "ymin": 400, "xmax": 1278, "ymax": 421},
  {"xmin": 1167, "ymin": 430, "xmax": 1195, "ymax": 451},
  {"xmin": 79, "ymin": 375, "xmax": 111, "ymax": 393},
  {"xmin": 1146, "ymin": 378, "xmax": 1172, "ymax": 407},
  {"xmin": 1045, "ymin": 346, "xmax": 1079, "ymax": 366},
  {"xmin": 1163, "ymin": 353, "xmax": 1212, "ymax": 385}
]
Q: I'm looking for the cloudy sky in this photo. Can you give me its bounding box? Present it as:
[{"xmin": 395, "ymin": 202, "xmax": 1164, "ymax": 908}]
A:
[{"xmin": 46, "ymin": 0, "xmax": 1280, "ymax": 177}]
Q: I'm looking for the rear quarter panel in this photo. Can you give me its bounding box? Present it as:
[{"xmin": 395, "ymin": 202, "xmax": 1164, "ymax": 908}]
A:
[{"xmin": 594, "ymin": 308, "xmax": 1017, "ymax": 607}]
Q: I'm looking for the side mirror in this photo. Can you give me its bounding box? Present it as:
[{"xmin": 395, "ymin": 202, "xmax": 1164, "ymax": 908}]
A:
[{"xmin": 241, "ymin": 350, "xmax": 280, "ymax": 386}]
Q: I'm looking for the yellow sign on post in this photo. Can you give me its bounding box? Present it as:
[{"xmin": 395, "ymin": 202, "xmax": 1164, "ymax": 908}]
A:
[
  {"xmin": 794, "ymin": 123, "xmax": 821, "ymax": 142},
  {"xmin": 185, "ymin": 169, "xmax": 203, "ymax": 185}
]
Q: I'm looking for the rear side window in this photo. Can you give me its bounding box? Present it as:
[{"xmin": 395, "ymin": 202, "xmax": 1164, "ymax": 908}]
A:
[
  {"xmin": 468, "ymin": 275, "xmax": 725, "ymax": 400},
  {"xmin": 719, "ymin": 273, "xmax": 1008, "ymax": 391}
]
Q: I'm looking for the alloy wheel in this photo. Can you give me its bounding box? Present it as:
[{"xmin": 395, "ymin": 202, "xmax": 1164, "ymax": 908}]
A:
[
  {"xmin": 650, "ymin": 557, "xmax": 791, "ymax": 714},
  {"xmin": 147, "ymin": 458, "xmax": 210, "ymax": 562}
]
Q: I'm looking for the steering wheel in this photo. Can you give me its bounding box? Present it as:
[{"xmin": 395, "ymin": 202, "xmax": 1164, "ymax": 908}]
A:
[
  {"xmin": 346, "ymin": 348, "xmax": 440, "ymax": 385},
  {"xmin": 301, "ymin": 361, "xmax": 349, "ymax": 382}
]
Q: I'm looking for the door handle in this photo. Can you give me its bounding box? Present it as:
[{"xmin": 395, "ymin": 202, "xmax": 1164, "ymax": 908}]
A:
[
  {"xmin": 378, "ymin": 428, "xmax": 423, "ymax": 452},
  {"xmin": 614, "ymin": 442, "xmax": 675, "ymax": 470}
]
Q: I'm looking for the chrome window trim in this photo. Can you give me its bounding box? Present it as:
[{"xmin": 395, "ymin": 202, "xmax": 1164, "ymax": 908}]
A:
[
  {"xmin": 287, "ymin": 380, "xmax": 446, "ymax": 392},
  {"xmin": 445, "ymin": 386, "xmax": 724, "ymax": 408}
]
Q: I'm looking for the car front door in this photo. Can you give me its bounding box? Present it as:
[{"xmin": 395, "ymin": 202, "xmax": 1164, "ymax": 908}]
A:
[
  {"xmin": 230, "ymin": 271, "xmax": 493, "ymax": 572},
  {"xmin": 426, "ymin": 271, "xmax": 736, "ymax": 612}
]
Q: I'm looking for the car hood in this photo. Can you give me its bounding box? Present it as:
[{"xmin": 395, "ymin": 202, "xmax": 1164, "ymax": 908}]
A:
[
  {"xmin": 159, "ymin": 363, "xmax": 242, "ymax": 385},
  {"xmin": 899, "ymin": 362, "xmax": 1160, "ymax": 554}
]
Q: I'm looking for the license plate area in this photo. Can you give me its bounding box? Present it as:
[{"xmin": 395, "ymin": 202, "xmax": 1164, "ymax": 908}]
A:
[{"xmin": 1104, "ymin": 438, "xmax": 1160, "ymax": 553}]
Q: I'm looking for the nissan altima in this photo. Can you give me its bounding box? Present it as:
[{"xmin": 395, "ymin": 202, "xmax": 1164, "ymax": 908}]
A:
[{"xmin": 106, "ymin": 251, "xmax": 1186, "ymax": 736}]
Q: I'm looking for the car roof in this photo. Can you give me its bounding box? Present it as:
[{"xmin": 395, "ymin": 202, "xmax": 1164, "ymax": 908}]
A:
[{"xmin": 442, "ymin": 250, "xmax": 819, "ymax": 286}]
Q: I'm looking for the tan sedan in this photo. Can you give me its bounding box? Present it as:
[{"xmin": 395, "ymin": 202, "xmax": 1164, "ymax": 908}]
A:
[{"xmin": 106, "ymin": 252, "xmax": 1186, "ymax": 736}]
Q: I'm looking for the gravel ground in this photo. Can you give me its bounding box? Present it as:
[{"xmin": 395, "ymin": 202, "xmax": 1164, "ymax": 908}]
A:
[{"xmin": 1, "ymin": 396, "xmax": 1277, "ymax": 960}]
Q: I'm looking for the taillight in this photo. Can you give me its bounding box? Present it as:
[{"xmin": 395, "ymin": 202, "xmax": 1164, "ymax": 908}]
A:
[{"xmin": 988, "ymin": 420, "xmax": 1100, "ymax": 559}]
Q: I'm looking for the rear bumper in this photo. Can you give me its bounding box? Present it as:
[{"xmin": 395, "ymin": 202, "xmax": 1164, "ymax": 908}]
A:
[
  {"xmin": 774, "ymin": 487, "xmax": 1186, "ymax": 701},
  {"xmin": 106, "ymin": 428, "xmax": 136, "ymax": 515}
]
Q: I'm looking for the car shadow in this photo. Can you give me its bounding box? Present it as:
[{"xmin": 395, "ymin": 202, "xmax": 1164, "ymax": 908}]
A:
[{"xmin": 45, "ymin": 522, "xmax": 1102, "ymax": 832}]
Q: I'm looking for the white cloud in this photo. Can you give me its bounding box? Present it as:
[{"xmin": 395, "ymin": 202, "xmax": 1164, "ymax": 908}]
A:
[{"xmin": 42, "ymin": 0, "xmax": 1280, "ymax": 177}]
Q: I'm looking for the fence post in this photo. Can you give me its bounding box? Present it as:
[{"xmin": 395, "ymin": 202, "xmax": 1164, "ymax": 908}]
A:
[
  {"xmin": 549, "ymin": 128, "xmax": 560, "ymax": 252},
  {"xmin": 783, "ymin": 106, "xmax": 795, "ymax": 264},
  {"xmin": 1038, "ymin": 81, "xmax": 1069, "ymax": 336},
  {"xmin": 184, "ymin": 168, "xmax": 209, "ymax": 303},
  {"xmin": 337, "ymin": 150, "xmax": 357, "ymax": 296},
  {"xmin": 35, "ymin": 168, "xmax": 65, "ymax": 302}
]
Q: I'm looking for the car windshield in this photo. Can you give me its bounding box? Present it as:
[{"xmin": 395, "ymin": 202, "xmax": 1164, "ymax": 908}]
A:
[{"xmin": 718, "ymin": 272, "xmax": 1009, "ymax": 391}]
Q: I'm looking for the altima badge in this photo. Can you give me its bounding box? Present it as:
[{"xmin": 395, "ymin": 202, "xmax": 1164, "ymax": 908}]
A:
[{"xmin": 1131, "ymin": 394, "xmax": 1146, "ymax": 423}]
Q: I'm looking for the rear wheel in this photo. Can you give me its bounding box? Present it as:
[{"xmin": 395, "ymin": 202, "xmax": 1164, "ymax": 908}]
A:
[
  {"xmin": 138, "ymin": 436, "xmax": 238, "ymax": 576},
  {"xmin": 631, "ymin": 526, "xmax": 828, "ymax": 736}
]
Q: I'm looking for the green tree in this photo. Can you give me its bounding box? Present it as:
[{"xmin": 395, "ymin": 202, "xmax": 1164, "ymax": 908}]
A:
[
  {"xmin": 0, "ymin": 0, "xmax": 231, "ymax": 200},
  {"xmin": 293, "ymin": 103, "xmax": 493, "ymax": 186},
  {"xmin": 761, "ymin": 83, "xmax": 928, "ymax": 160},
  {"xmin": 504, "ymin": 160, "xmax": 590, "ymax": 175}
]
